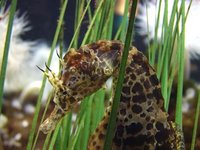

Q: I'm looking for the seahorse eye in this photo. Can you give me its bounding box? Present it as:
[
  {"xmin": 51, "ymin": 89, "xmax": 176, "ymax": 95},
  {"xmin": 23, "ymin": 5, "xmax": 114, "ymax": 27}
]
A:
[
  {"xmin": 70, "ymin": 76, "xmax": 77, "ymax": 81},
  {"xmin": 69, "ymin": 67, "xmax": 76, "ymax": 73},
  {"xmin": 63, "ymin": 91, "xmax": 67, "ymax": 95}
]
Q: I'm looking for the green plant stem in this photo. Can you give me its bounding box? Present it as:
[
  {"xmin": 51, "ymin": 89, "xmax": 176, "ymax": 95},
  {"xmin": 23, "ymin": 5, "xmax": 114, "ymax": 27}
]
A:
[
  {"xmin": 86, "ymin": 0, "xmax": 92, "ymax": 21},
  {"xmin": 119, "ymin": 0, "xmax": 129, "ymax": 41},
  {"xmin": 58, "ymin": 0, "xmax": 65, "ymax": 70},
  {"xmin": 32, "ymin": 92, "xmax": 53, "ymax": 149},
  {"xmin": 61, "ymin": 113, "xmax": 72, "ymax": 149},
  {"xmin": 67, "ymin": 114, "xmax": 85, "ymax": 150},
  {"xmin": 81, "ymin": 97, "xmax": 92, "ymax": 150},
  {"xmin": 191, "ymin": 91, "xmax": 200, "ymax": 150},
  {"xmin": 106, "ymin": 1, "xmax": 115, "ymax": 40},
  {"xmin": 0, "ymin": 0, "xmax": 6, "ymax": 7},
  {"xmin": 156, "ymin": 0, "xmax": 179, "ymax": 79},
  {"xmin": 81, "ymin": 0, "xmax": 105, "ymax": 45},
  {"xmin": 68, "ymin": 0, "xmax": 92, "ymax": 49},
  {"xmin": 55, "ymin": 128, "xmax": 62, "ymax": 150},
  {"xmin": 73, "ymin": 0, "xmax": 85, "ymax": 48},
  {"xmin": 185, "ymin": 0, "xmax": 193, "ymax": 20},
  {"xmin": 49, "ymin": 121, "xmax": 62, "ymax": 150},
  {"xmin": 175, "ymin": 0, "xmax": 185, "ymax": 127},
  {"xmin": 103, "ymin": 1, "xmax": 138, "ymax": 149},
  {"xmin": 114, "ymin": 0, "xmax": 129, "ymax": 41},
  {"xmin": 150, "ymin": 0, "xmax": 162, "ymax": 66},
  {"xmin": 0, "ymin": 0, "xmax": 17, "ymax": 114},
  {"xmin": 42, "ymin": 132, "xmax": 52, "ymax": 150},
  {"xmin": 91, "ymin": 89, "xmax": 105, "ymax": 132}
]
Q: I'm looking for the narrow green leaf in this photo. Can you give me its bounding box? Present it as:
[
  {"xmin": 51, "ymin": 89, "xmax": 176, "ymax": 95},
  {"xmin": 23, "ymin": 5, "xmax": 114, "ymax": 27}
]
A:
[
  {"xmin": 0, "ymin": 0, "xmax": 17, "ymax": 114},
  {"xmin": 91, "ymin": 89, "xmax": 105, "ymax": 132},
  {"xmin": 67, "ymin": 114, "xmax": 85, "ymax": 150},
  {"xmin": 49, "ymin": 121, "xmax": 62, "ymax": 150},
  {"xmin": 42, "ymin": 132, "xmax": 52, "ymax": 150},
  {"xmin": 175, "ymin": 0, "xmax": 185, "ymax": 127},
  {"xmin": 191, "ymin": 91, "xmax": 200, "ymax": 150},
  {"xmin": 119, "ymin": 0, "xmax": 129, "ymax": 41},
  {"xmin": 149, "ymin": 0, "xmax": 162, "ymax": 66},
  {"xmin": 61, "ymin": 113, "xmax": 72, "ymax": 149},
  {"xmin": 0, "ymin": 0, "xmax": 6, "ymax": 7},
  {"xmin": 81, "ymin": 97, "xmax": 92, "ymax": 150},
  {"xmin": 55, "ymin": 127, "xmax": 62, "ymax": 150},
  {"xmin": 32, "ymin": 92, "xmax": 53, "ymax": 149},
  {"xmin": 68, "ymin": 0, "xmax": 92, "ymax": 49},
  {"xmin": 81, "ymin": 0, "xmax": 105, "ymax": 45},
  {"xmin": 103, "ymin": 1, "xmax": 138, "ymax": 149}
]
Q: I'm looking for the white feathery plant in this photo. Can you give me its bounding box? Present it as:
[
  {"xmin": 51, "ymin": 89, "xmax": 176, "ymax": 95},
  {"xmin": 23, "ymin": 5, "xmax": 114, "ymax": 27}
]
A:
[{"xmin": 0, "ymin": 9, "xmax": 59, "ymax": 103}]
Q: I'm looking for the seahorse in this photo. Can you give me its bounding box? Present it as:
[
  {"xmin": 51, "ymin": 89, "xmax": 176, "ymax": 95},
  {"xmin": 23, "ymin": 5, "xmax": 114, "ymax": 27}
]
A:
[{"xmin": 39, "ymin": 40, "xmax": 185, "ymax": 149}]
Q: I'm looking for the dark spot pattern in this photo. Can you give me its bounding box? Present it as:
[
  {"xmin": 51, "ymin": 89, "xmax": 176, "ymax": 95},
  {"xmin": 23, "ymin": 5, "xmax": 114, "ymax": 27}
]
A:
[
  {"xmin": 132, "ymin": 52, "xmax": 143, "ymax": 65},
  {"xmin": 130, "ymin": 59, "xmax": 137, "ymax": 68},
  {"xmin": 132, "ymin": 104, "xmax": 143, "ymax": 114},
  {"xmin": 103, "ymin": 123, "xmax": 108, "ymax": 130},
  {"xmin": 128, "ymin": 80, "xmax": 133, "ymax": 86},
  {"xmin": 121, "ymin": 96, "xmax": 131, "ymax": 103},
  {"xmin": 128, "ymin": 114, "xmax": 133, "ymax": 119},
  {"xmin": 93, "ymin": 141, "xmax": 96, "ymax": 146},
  {"xmin": 142, "ymin": 63, "xmax": 150, "ymax": 76},
  {"xmin": 132, "ymin": 94, "xmax": 146, "ymax": 103},
  {"xmin": 98, "ymin": 133, "xmax": 105, "ymax": 139},
  {"xmin": 145, "ymin": 135, "xmax": 155, "ymax": 144},
  {"xmin": 155, "ymin": 129, "xmax": 169, "ymax": 143},
  {"xmin": 59, "ymin": 100, "xmax": 67, "ymax": 111},
  {"xmin": 120, "ymin": 108, "xmax": 126, "ymax": 115},
  {"xmin": 125, "ymin": 122, "xmax": 143, "ymax": 135},
  {"xmin": 126, "ymin": 67, "xmax": 132, "ymax": 74},
  {"xmin": 156, "ymin": 122, "xmax": 164, "ymax": 131},
  {"xmin": 143, "ymin": 79, "xmax": 151, "ymax": 90},
  {"xmin": 145, "ymin": 116, "xmax": 150, "ymax": 122},
  {"xmin": 116, "ymin": 125, "xmax": 124, "ymax": 137},
  {"xmin": 149, "ymin": 74, "xmax": 159, "ymax": 86},
  {"xmin": 152, "ymin": 88, "xmax": 163, "ymax": 102},
  {"xmin": 96, "ymin": 145, "xmax": 101, "ymax": 150},
  {"xmin": 146, "ymin": 123, "xmax": 153, "ymax": 130},
  {"xmin": 140, "ymin": 113, "xmax": 146, "ymax": 118},
  {"xmin": 147, "ymin": 93, "xmax": 153, "ymax": 99},
  {"xmin": 124, "ymin": 118, "xmax": 128, "ymax": 122},
  {"xmin": 113, "ymin": 136, "xmax": 122, "ymax": 147},
  {"xmin": 122, "ymin": 86, "xmax": 131, "ymax": 95},
  {"xmin": 124, "ymin": 134, "xmax": 147, "ymax": 146},
  {"xmin": 135, "ymin": 66, "xmax": 144, "ymax": 75},
  {"xmin": 147, "ymin": 106, "xmax": 154, "ymax": 112},
  {"xmin": 130, "ymin": 73, "xmax": 136, "ymax": 80},
  {"xmin": 132, "ymin": 82, "xmax": 144, "ymax": 94}
]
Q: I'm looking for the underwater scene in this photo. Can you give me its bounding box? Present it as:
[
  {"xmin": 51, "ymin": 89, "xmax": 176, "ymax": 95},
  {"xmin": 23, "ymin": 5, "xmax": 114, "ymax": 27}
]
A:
[{"xmin": 0, "ymin": 0, "xmax": 200, "ymax": 149}]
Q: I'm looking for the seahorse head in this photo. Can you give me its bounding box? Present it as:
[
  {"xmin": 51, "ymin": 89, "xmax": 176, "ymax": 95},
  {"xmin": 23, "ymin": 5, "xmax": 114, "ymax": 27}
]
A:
[{"xmin": 57, "ymin": 40, "xmax": 123, "ymax": 105}]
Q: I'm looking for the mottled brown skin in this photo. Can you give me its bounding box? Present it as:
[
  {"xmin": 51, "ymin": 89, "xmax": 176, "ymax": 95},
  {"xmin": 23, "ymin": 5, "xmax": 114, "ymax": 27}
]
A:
[{"xmin": 39, "ymin": 40, "xmax": 185, "ymax": 149}]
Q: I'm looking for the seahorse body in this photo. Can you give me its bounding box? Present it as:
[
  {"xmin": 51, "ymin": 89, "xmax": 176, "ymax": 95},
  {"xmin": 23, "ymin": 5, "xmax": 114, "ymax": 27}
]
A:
[{"xmin": 39, "ymin": 40, "xmax": 185, "ymax": 149}]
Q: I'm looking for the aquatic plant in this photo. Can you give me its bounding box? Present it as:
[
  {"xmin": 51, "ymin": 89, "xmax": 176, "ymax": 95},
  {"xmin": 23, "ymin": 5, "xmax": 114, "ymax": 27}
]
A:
[{"xmin": 0, "ymin": 0, "xmax": 199, "ymax": 149}]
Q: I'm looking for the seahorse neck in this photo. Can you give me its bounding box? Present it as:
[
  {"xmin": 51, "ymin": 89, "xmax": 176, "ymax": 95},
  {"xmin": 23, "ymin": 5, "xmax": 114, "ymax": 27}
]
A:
[{"xmin": 118, "ymin": 48, "xmax": 165, "ymax": 111}]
